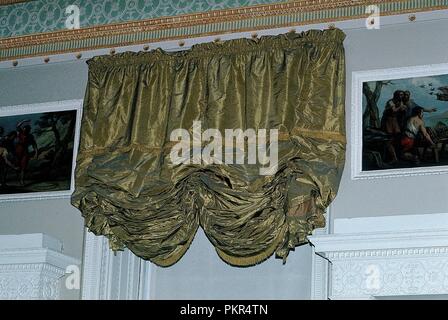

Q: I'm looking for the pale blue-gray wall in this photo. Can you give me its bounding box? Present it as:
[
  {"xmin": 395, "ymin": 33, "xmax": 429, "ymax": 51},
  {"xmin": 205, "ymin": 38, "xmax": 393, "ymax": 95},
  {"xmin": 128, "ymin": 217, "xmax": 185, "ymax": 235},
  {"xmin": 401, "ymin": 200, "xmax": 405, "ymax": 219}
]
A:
[
  {"xmin": 333, "ymin": 19, "xmax": 448, "ymax": 219},
  {"xmin": 0, "ymin": 61, "xmax": 87, "ymax": 299},
  {"xmin": 0, "ymin": 18, "xmax": 447, "ymax": 299}
]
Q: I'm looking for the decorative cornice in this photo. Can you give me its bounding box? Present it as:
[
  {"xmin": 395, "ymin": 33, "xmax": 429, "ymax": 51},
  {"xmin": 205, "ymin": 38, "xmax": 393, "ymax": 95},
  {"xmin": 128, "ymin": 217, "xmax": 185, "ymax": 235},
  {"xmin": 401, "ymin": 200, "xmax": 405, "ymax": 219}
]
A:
[
  {"xmin": 2, "ymin": 0, "xmax": 371, "ymax": 48},
  {"xmin": 1, "ymin": 0, "xmax": 447, "ymax": 61}
]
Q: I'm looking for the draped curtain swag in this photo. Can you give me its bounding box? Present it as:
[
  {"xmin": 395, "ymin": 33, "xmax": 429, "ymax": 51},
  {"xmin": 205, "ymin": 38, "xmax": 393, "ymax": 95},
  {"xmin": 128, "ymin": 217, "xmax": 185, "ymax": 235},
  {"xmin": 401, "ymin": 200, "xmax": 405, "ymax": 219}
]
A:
[{"xmin": 71, "ymin": 29, "xmax": 346, "ymax": 267}]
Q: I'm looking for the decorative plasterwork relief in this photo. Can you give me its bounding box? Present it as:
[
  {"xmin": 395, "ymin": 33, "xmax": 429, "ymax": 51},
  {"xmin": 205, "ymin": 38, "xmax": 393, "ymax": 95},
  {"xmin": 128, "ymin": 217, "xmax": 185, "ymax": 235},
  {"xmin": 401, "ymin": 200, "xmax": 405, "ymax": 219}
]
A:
[{"xmin": 309, "ymin": 214, "xmax": 448, "ymax": 299}]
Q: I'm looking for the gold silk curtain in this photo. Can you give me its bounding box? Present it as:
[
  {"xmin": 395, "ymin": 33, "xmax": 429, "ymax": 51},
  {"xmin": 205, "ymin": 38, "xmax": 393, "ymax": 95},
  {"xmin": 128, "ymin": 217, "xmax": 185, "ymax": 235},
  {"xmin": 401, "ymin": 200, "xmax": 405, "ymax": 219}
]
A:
[{"xmin": 71, "ymin": 29, "xmax": 346, "ymax": 267}]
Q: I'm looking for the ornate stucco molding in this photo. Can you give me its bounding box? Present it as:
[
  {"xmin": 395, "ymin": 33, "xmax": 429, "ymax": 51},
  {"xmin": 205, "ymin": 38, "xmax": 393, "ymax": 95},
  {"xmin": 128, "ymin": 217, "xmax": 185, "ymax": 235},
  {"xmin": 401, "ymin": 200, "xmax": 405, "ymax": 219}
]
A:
[
  {"xmin": 1, "ymin": 0, "xmax": 447, "ymax": 61},
  {"xmin": 0, "ymin": 233, "xmax": 80, "ymax": 300},
  {"xmin": 309, "ymin": 213, "xmax": 448, "ymax": 300}
]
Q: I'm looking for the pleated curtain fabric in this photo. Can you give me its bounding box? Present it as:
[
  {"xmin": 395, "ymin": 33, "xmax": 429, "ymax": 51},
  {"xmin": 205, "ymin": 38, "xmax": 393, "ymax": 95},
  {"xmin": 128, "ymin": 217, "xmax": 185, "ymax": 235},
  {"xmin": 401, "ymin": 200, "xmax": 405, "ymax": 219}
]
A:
[{"xmin": 71, "ymin": 29, "xmax": 346, "ymax": 267}]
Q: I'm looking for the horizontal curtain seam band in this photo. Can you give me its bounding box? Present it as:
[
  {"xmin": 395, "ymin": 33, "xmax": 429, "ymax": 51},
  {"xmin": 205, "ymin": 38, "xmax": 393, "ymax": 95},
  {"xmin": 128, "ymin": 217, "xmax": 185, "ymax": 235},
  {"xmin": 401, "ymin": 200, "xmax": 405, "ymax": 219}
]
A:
[
  {"xmin": 288, "ymin": 128, "xmax": 346, "ymax": 142},
  {"xmin": 77, "ymin": 129, "xmax": 345, "ymax": 156}
]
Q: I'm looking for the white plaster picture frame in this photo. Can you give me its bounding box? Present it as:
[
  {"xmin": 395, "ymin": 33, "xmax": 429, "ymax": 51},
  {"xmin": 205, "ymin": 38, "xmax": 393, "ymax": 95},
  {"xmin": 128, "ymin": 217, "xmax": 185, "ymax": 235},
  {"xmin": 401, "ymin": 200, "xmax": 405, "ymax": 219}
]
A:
[
  {"xmin": 0, "ymin": 99, "xmax": 83, "ymax": 201},
  {"xmin": 351, "ymin": 63, "xmax": 448, "ymax": 180}
]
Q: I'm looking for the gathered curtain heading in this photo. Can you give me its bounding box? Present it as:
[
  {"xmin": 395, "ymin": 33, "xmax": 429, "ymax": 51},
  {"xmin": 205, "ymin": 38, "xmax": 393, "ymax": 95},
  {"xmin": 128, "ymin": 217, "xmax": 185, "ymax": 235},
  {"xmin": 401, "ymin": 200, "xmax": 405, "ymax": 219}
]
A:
[{"xmin": 71, "ymin": 29, "xmax": 346, "ymax": 267}]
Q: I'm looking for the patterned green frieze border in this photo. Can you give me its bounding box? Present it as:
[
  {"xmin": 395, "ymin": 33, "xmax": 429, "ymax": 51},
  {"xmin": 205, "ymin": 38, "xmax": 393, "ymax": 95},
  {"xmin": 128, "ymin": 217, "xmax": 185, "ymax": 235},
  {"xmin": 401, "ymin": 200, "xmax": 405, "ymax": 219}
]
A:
[
  {"xmin": 0, "ymin": 0, "xmax": 284, "ymax": 38},
  {"xmin": 1, "ymin": 0, "xmax": 447, "ymax": 61}
]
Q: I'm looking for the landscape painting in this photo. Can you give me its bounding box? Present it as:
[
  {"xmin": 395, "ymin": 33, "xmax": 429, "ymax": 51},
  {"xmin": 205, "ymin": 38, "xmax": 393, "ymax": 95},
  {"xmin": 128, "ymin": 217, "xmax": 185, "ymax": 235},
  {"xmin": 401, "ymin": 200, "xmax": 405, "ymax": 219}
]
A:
[
  {"xmin": 0, "ymin": 101, "xmax": 81, "ymax": 200},
  {"xmin": 361, "ymin": 73, "xmax": 448, "ymax": 174}
]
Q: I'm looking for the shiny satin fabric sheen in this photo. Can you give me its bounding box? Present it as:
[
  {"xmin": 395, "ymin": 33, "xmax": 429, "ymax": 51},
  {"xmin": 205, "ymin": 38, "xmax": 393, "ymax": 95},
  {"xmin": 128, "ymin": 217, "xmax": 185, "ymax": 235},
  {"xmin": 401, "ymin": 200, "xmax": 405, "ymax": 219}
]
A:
[{"xmin": 71, "ymin": 29, "xmax": 346, "ymax": 267}]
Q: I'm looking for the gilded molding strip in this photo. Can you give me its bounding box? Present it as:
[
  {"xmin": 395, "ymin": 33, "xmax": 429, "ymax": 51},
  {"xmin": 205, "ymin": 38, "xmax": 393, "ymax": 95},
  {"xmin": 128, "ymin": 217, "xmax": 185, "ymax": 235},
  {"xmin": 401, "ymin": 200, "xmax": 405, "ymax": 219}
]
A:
[
  {"xmin": 1, "ymin": 0, "xmax": 385, "ymax": 48},
  {"xmin": 0, "ymin": 0, "xmax": 32, "ymax": 5},
  {"xmin": 1, "ymin": 0, "xmax": 447, "ymax": 61}
]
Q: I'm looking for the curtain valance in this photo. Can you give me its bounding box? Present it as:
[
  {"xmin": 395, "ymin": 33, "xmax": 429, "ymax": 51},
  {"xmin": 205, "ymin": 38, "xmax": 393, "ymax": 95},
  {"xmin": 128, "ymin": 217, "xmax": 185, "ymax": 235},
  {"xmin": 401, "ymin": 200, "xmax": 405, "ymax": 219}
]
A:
[{"xmin": 71, "ymin": 29, "xmax": 346, "ymax": 267}]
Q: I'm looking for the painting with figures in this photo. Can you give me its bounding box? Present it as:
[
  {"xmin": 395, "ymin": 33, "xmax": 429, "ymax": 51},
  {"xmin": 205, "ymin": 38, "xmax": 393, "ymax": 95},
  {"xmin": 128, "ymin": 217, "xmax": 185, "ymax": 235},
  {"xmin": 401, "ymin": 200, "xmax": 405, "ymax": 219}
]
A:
[
  {"xmin": 362, "ymin": 74, "xmax": 448, "ymax": 172},
  {"xmin": 0, "ymin": 101, "xmax": 81, "ymax": 200}
]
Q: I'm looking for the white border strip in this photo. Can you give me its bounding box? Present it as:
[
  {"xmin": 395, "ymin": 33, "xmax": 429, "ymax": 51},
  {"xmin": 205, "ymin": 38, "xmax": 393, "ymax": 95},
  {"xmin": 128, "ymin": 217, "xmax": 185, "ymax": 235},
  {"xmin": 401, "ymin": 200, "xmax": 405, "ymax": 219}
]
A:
[{"xmin": 81, "ymin": 230, "xmax": 151, "ymax": 300}]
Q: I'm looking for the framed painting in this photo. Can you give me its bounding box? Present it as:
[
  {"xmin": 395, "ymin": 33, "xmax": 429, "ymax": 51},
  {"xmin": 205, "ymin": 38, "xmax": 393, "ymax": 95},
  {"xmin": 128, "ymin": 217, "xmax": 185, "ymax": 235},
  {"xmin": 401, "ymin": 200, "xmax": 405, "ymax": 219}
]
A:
[
  {"xmin": 0, "ymin": 99, "xmax": 82, "ymax": 201},
  {"xmin": 352, "ymin": 63, "xmax": 448, "ymax": 179}
]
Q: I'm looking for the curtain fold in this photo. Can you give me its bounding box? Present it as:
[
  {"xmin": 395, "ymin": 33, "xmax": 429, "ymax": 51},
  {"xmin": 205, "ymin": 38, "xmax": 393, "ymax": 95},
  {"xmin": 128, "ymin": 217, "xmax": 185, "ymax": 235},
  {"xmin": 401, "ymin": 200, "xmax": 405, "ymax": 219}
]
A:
[{"xmin": 71, "ymin": 28, "xmax": 346, "ymax": 267}]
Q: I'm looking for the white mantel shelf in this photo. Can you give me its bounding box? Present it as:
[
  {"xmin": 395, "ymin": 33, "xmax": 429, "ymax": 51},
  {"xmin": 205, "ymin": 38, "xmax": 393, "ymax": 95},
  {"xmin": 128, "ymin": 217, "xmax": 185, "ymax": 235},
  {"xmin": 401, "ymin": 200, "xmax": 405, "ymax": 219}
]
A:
[
  {"xmin": 309, "ymin": 213, "xmax": 448, "ymax": 300},
  {"xmin": 310, "ymin": 229, "xmax": 448, "ymax": 253},
  {"xmin": 0, "ymin": 233, "xmax": 80, "ymax": 300}
]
